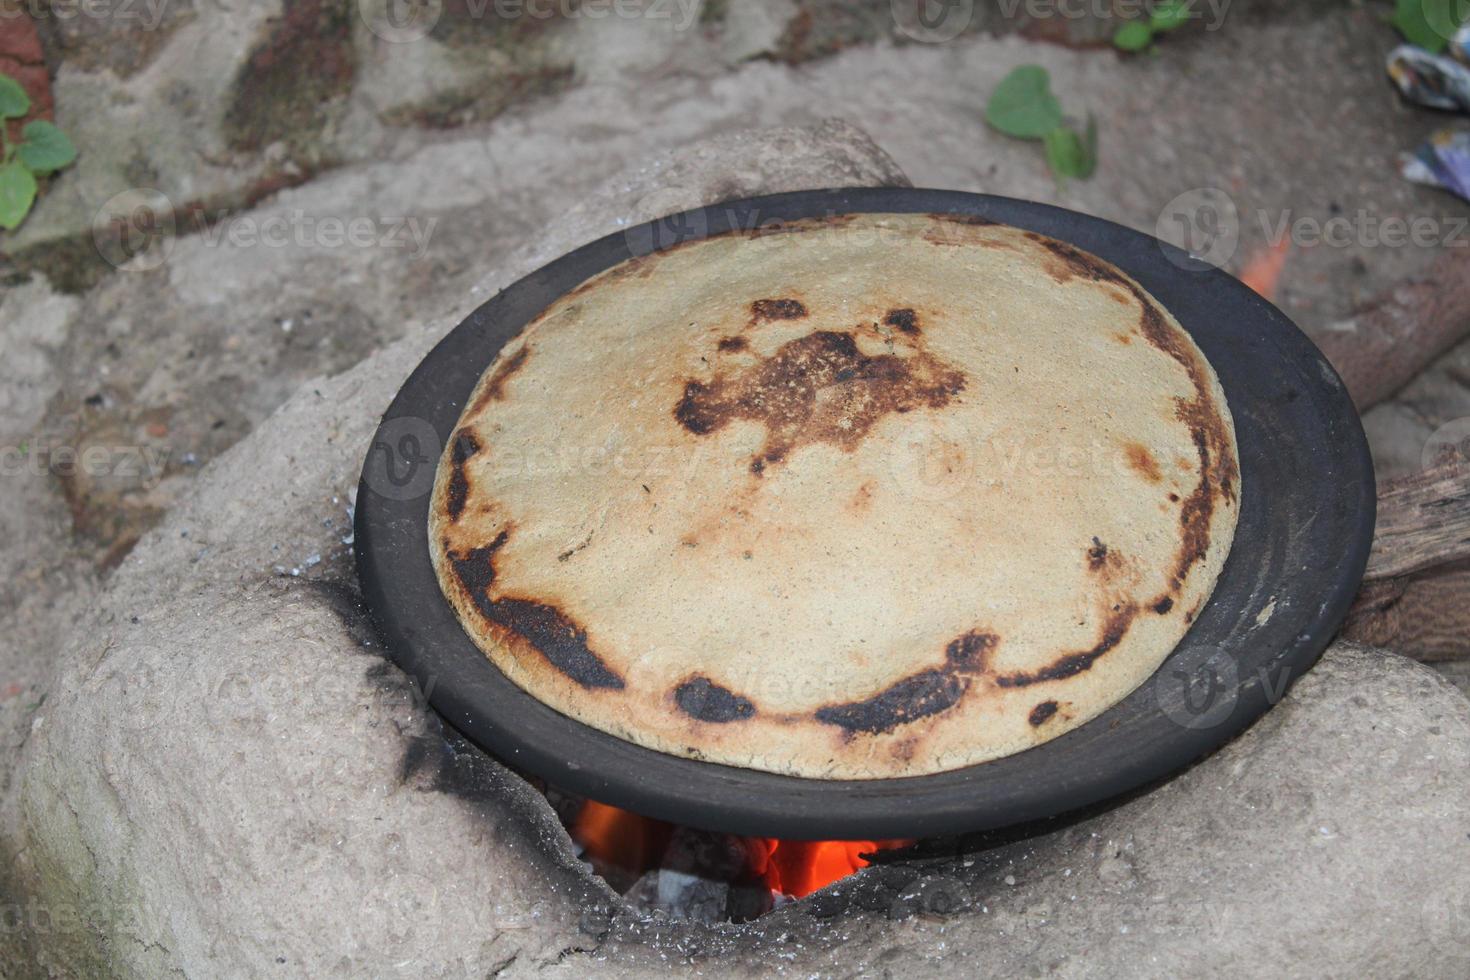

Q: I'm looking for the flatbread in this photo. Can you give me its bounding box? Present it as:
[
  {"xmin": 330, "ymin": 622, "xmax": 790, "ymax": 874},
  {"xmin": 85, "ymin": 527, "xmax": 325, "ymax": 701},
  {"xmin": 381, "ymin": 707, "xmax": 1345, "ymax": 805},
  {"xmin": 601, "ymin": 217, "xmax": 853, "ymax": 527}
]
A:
[{"xmin": 430, "ymin": 213, "xmax": 1240, "ymax": 779}]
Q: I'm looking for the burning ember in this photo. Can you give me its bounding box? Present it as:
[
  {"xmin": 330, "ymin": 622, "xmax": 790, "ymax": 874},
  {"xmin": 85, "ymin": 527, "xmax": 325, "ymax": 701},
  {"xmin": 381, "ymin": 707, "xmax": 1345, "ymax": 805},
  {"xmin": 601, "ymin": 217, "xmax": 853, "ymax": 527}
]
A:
[
  {"xmin": 567, "ymin": 798, "xmax": 910, "ymax": 920},
  {"xmin": 1239, "ymin": 238, "xmax": 1292, "ymax": 301}
]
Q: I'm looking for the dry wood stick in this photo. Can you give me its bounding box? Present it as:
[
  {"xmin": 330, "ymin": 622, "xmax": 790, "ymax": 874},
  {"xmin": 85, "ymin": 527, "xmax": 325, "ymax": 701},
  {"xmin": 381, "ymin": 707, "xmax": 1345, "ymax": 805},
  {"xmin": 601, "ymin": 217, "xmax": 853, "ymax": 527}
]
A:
[
  {"xmin": 1310, "ymin": 249, "xmax": 1470, "ymax": 411},
  {"xmin": 1303, "ymin": 252, "xmax": 1470, "ymax": 660},
  {"xmin": 1364, "ymin": 460, "xmax": 1470, "ymax": 580},
  {"xmin": 1344, "ymin": 461, "xmax": 1470, "ymax": 660},
  {"xmin": 1342, "ymin": 565, "xmax": 1470, "ymax": 663}
]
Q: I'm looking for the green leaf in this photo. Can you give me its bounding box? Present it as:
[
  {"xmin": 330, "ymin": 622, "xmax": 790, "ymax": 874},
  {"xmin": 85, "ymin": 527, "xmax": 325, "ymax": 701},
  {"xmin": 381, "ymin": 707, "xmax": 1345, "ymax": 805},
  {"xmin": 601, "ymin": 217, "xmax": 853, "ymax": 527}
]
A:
[
  {"xmin": 1428, "ymin": 0, "xmax": 1470, "ymax": 43},
  {"xmin": 1149, "ymin": 0, "xmax": 1191, "ymax": 32},
  {"xmin": 1390, "ymin": 0, "xmax": 1468, "ymax": 53},
  {"xmin": 0, "ymin": 162, "xmax": 38, "ymax": 231},
  {"xmin": 1390, "ymin": 0, "xmax": 1440, "ymax": 50},
  {"xmin": 1113, "ymin": 20, "xmax": 1155, "ymax": 52},
  {"xmin": 1080, "ymin": 113, "xmax": 1099, "ymax": 178},
  {"xmin": 18, "ymin": 121, "xmax": 77, "ymax": 175},
  {"xmin": 0, "ymin": 74, "xmax": 30, "ymax": 120},
  {"xmin": 1044, "ymin": 128, "xmax": 1085, "ymax": 182},
  {"xmin": 985, "ymin": 66, "xmax": 1065, "ymax": 140}
]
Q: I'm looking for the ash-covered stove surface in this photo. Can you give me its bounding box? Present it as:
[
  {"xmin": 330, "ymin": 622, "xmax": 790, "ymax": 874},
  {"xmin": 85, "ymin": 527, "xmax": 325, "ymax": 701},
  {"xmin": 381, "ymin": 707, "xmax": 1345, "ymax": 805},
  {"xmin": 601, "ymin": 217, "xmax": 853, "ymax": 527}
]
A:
[{"xmin": 355, "ymin": 187, "xmax": 1376, "ymax": 841}]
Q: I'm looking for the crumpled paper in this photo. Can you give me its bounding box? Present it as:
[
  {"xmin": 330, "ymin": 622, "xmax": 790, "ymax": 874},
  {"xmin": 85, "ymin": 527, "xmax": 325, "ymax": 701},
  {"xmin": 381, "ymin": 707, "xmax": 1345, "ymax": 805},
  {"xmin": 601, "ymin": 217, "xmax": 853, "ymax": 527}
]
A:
[
  {"xmin": 1399, "ymin": 127, "xmax": 1470, "ymax": 201},
  {"xmin": 1388, "ymin": 44, "xmax": 1470, "ymax": 112}
]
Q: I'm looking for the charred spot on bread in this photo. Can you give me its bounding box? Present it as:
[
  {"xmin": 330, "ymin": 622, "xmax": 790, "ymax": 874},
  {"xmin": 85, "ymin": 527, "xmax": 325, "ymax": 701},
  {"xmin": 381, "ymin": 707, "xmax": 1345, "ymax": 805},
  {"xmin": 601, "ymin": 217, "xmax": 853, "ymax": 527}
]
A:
[
  {"xmin": 750, "ymin": 298, "xmax": 807, "ymax": 322},
  {"xmin": 673, "ymin": 329, "xmax": 965, "ymax": 475},
  {"xmin": 673, "ymin": 676, "xmax": 756, "ymax": 723},
  {"xmin": 994, "ymin": 605, "xmax": 1138, "ymax": 688},
  {"xmin": 444, "ymin": 429, "xmax": 480, "ymax": 522},
  {"xmin": 883, "ymin": 308, "xmax": 920, "ymax": 334},
  {"xmin": 814, "ymin": 631, "xmax": 996, "ymax": 735},
  {"xmin": 447, "ymin": 529, "xmax": 625, "ymax": 690},
  {"xmin": 469, "ymin": 345, "xmax": 530, "ymax": 413}
]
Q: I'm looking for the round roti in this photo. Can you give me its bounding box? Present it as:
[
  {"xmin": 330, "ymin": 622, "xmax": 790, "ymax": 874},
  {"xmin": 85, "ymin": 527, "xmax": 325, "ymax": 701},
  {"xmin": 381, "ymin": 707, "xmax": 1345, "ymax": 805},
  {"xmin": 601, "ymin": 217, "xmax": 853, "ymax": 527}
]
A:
[{"xmin": 430, "ymin": 213, "xmax": 1240, "ymax": 780}]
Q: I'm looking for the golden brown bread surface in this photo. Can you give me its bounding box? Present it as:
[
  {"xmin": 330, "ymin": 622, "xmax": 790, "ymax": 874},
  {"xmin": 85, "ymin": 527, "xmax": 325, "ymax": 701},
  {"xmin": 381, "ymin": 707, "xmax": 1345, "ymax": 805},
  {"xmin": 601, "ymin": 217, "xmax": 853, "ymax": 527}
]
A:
[{"xmin": 430, "ymin": 213, "xmax": 1240, "ymax": 779}]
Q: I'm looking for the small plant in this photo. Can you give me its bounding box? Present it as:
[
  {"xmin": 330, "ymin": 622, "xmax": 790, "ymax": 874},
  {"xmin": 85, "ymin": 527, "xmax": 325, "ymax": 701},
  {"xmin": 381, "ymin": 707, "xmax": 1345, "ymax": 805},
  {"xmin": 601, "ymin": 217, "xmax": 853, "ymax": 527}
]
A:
[
  {"xmin": 985, "ymin": 65, "xmax": 1097, "ymax": 184},
  {"xmin": 1390, "ymin": 0, "xmax": 1470, "ymax": 53},
  {"xmin": 0, "ymin": 72, "xmax": 78, "ymax": 232},
  {"xmin": 1112, "ymin": 0, "xmax": 1191, "ymax": 52}
]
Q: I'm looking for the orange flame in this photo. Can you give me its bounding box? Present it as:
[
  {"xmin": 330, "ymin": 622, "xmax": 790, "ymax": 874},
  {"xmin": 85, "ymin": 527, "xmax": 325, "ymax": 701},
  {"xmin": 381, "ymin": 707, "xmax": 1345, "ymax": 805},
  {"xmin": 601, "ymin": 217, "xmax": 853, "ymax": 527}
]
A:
[
  {"xmin": 571, "ymin": 800, "xmax": 907, "ymax": 899},
  {"xmin": 743, "ymin": 837, "xmax": 896, "ymax": 898},
  {"xmin": 1239, "ymin": 238, "xmax": 1291, "ymax": 301},
  {"xmin": 573, "ymin": 799, "xmax": 669, "ymax": 874}
]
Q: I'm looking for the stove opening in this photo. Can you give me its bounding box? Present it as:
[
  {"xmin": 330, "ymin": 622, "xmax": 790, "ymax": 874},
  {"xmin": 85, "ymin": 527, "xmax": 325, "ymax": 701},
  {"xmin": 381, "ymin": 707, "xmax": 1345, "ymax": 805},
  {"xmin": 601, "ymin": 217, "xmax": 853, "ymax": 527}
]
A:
[{"xmin": 543, "ymin": 787, "xmax": 911, "ymax": 923}]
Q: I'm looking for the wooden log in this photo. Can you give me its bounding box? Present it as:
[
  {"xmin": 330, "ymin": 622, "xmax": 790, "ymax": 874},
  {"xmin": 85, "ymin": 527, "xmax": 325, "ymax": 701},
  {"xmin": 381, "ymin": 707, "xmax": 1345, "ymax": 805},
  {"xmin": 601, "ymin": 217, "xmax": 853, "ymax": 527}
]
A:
[
  {"xmin": 1342, "ymin": 564, "xmax": 1470, "ymax": 663},
  {"xmin": 1310, "ymin": 249, "xmax": 1470, "ymax": 411},
  {"xmin": 1344, "ymin": 461, "xmax": 1470, "ymax": 661},
  {"xmin": 1308, "ymin": 253, "xmax": 1470, "ymax": 661},
  {"xmin": 1363, "ymin": 461, "xmax": 1470, "ymax": 580}
]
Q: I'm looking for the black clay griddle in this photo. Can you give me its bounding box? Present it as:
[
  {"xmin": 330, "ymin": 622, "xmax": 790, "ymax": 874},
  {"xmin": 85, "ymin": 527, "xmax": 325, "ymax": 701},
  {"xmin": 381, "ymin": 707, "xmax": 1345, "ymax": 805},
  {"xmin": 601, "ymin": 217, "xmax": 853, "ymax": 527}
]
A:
[{"xmin": 354, "ymin": 188, "xmax": 1375, "ymax": 840}]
